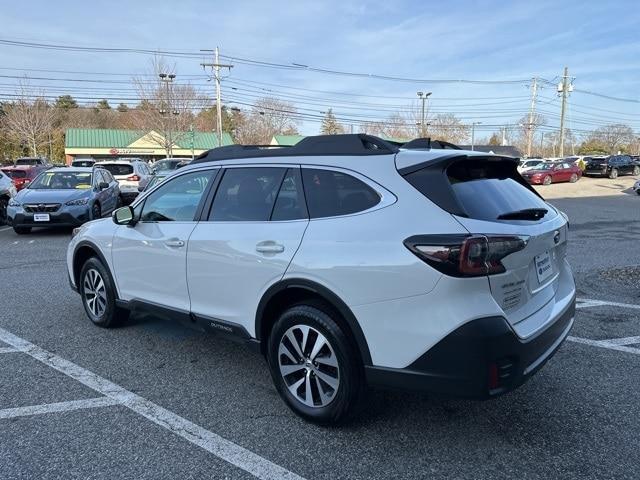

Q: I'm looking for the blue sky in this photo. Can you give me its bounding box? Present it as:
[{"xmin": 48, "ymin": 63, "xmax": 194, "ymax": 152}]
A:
[{"xmin": 0, "ymin": 0, "xmax": 638, "ymax": 139}]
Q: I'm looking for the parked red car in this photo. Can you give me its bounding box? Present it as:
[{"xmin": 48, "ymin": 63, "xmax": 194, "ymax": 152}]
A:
[
  {"xmin": 0, "ymin": 165, "xmax": 47, "ymax": 191},
  {"xmin": 520, "ymin": 161, "xmax": 582, "ymax": 185}
]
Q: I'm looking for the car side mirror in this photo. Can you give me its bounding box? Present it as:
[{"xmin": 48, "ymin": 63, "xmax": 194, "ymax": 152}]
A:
[
  {"xmin": 99, "ymin": 182, "xmax": 109, "ymax": 190},
  {"xmin": 113, "ymin": 206, "xmax": 135, "ymax": 226}
]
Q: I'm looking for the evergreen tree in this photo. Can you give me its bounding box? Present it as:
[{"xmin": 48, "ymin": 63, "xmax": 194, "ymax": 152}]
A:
[
  {"xmin": 320, "ymin": 108, "xmax": 344, "ymax": 135},
  {"xmin": 55, "ymin": 95, "xmax": 78, "ymax": 110}
]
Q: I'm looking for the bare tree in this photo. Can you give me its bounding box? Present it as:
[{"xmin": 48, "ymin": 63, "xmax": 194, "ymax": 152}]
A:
[
  {"xmin": 133, "ymin": 57, "xmax": 203, "ymax": 156},
  {"xmin": 427, "ymin": 113, "xmax": 469, "ymax": 144},
  {"xmin": 235, "ymin": 97, "xmax": 300, "ymax": 144},
  {"xmin": 3, "ymin": 80, "xmax": 56, "ymax": 156},
  {"xmin": 588, "ymin": 124, "xmax": 634, "ymax": 154}
]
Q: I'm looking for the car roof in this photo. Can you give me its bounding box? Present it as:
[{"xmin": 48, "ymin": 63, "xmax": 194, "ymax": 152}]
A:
[
  {"xmin": 95, "ymin": 160, "xmax": 138, "ymax": 165},
  {"xmin": 47, "ymin": 167, "xmax": 94, "ymax": 173}
]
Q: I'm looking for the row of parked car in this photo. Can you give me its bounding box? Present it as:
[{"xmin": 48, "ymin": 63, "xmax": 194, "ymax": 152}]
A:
[
  {"xmin": 517, "ymin": 154, "xmax": 640, "ymax": 185},
  {"xmin": 0, "ymin": 156, "xmax": 193, "ymax": 232}
]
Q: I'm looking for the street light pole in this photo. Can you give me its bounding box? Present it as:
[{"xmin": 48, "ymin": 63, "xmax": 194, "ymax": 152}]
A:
[
  {"xmin": 416, "ymin": 91, "xmax": 432, "ymax": 138},
  {"xmin": 471, "ymin": 122, "xmax": 482, "ymax": 151}
]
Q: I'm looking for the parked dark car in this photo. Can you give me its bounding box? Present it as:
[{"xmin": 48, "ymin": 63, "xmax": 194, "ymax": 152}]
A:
[
  {"xmin": 584, "ymin": 155, "xmax": 640, "ymax": 179},
  {"xmin": 1, "ymin": 165, "xmax": 49, "ymax": 191},
  {"xmin": 7, "ymin": 167, "xmax": 121, "ymax": 234},
  {"xmin": 521, "ymin": 161, "xmax": 582, "ymax": 185}
]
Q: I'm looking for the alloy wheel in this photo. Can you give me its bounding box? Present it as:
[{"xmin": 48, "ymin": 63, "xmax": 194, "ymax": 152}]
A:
[
  {"xmin": 278, "ymin": 325, "xmax": 340, "ymax": 408},
  {"xmin": 83, "ymin": 268, "xmax": 107, "ymax": 318}
]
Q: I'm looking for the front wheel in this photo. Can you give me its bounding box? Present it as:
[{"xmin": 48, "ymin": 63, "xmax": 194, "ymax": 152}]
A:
[
  {"xmin": 267, "ymin": 304, "xmax": 363, "ymax": 425},
  {"xmin": 609, "ymin": 168, "xmax": 618, "ymax": 179},
  {"xmin": 13, "ymin": 226, "xmax": 31, "ymax": 234},
  {"xmin": 543, "ymin": 175, "xmax": 552, "ymax": 185},
  {"xmin": 79, "ymin": 257, "xmax": 129, "ymax": 328},
  {"xmin": 569, "ymin": 173, "xmax": 578, "ymax": 183},
  {"xmin": 633, "ymin": 166, "xmax": 640, "ymax": 176},
  {"xmin": 0, "ymin": 197, "xmax": 8, "ymax": 225},
  {"xmin": 91, "ymin": 202, "xmax": 102, "ymax": 220}
]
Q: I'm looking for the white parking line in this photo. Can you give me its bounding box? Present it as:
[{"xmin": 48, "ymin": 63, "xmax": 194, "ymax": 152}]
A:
[
  {"xmin": 577, "ymin": 298, "xmax": 640, "ymax": 310},
  {"xmin": 0, "ymin": 326, "xmax": 305, "ymax": 480},
  {"xmin": 567, "ymin": 336, "xmax": 640, "ymax": 356},
  {"xmin": 0, "ymin": 226, "xmax": 11, "ymax": 233},
  {"xmin": 0, "ymin": 397, "xmax": 119, "ymax": 420},
  {"xmin": 0, "ymin": 346, "xmax": 17, "ymax": 354}
]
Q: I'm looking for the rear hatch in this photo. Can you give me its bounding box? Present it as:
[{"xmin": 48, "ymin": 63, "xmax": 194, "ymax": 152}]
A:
[
  {"xmin": 585, "ymin": 157, "xmax": 608, "ymax": 171},
  {"xmin": 97, "ymin": 163, "xmax": 135, "ymax": 182},
  {"xmin": 399, "ymin": 154, "xmax": 569, "ymax": 336}
]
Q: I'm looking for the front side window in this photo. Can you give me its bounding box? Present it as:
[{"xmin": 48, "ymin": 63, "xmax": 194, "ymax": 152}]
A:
[
  {"xmin": 209, "ymin": 167, "xmax": 286, "ymax": 221},
  {"xmin": 140, "ymin": 170, "xmax": 212, "ymax": 222},
  {"xmin": 302, "ymin": 168, "xmax": 380, "ymax": 218}
]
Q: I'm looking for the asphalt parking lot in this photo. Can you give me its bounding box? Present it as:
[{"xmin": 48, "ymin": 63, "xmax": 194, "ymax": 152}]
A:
[{"xmin": 1, "ymin": 176, "xmax": 639, "ymax": 480}]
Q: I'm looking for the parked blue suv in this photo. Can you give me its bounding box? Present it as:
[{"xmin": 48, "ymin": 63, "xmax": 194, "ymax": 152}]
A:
[{"xmin": 7, "ymin": 167, "xmax": 121, "ymax": 234}]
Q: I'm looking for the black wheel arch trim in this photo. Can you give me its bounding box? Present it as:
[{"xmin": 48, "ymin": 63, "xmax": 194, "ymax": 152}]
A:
[
  {"xmin": 72, "ymin": 240, "xmax": 120, "ymax": 298},
  {"xmin": 255, "ymin": 278, "xmax": 373, "ymax": 365}
]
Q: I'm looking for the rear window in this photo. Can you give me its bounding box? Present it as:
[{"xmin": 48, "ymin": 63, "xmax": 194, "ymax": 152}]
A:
[
  {"xmin": 404, "ymin": 158, "xmax": 551, "ymax": 221},
  {"xmin": 98, "ymin": 164, "xmax": 133, "ymax": 176},
  {"xmin": 15, "ymin": 158, "xmax": 40, "ymax": 166},
  {"xmin": 2, "ymin": 169, "xmax": 26, "ymax": 179}
]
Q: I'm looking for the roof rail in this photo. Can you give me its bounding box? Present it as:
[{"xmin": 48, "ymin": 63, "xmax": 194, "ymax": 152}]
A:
[
  {"xmin": 401, "ymin": 137, "xmax": 461, "ymax": 150},
  {"xmin": 192, "ymin": 134, "xmax": 398, "ymax": 163}
]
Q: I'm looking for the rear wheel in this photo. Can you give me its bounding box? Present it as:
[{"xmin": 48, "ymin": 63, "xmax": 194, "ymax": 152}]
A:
[
  {"xmin": 633, "ymin": 166, "xmax": 640, "ymax": 176},
  {"xmin": 267, "ymin": 304, "xmax": 363, "ymax": 425},
  {"xmin": 79, "ymin": 257, "xmax": 129, "ymax": 328},
  {"xmin": 13, "ymin": 226, "xmax": 31, "ymax": 234},
  {"xmin": 569, "ymin": 173, "xmax": 578, "ymax": 183},
  {"xmin": 543, "ymin": 175, "xmax": 552, "ymax": 185},
  {"xmin": 609, "ymin": 168, "xmax": 618, "ymax": 179}
]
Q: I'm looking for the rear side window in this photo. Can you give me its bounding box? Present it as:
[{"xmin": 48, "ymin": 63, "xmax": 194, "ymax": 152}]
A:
[
  {"xmin": 99, "ymin": 164, "xmax": 133, "ymax": 176},
  {"xmin": 302, "ymin": 168, "xmax": 380, "ymax": 218},
  {"xmin": 404, "ymin": 158, "xmax": 550, "ymax": 221},
  {"xmin": 209, "ymin": 167, "xmax": 286, "ymax": 221}
]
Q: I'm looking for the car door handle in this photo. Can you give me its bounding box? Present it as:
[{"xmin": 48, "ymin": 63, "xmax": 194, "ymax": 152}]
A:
[
  {"xmin": 165, "ymin": 239, "xmax": 185, "ymax": 248},
  {"xmin": 256, "ymin": 241, "xmax": 285, "ymax": 254}
]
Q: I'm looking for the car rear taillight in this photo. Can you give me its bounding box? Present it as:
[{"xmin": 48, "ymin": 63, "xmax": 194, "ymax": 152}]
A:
[
  {"xmin": 127, "ymin": 174, "xmax": 140, "ymax": 181},
  {"xmin": 404, "ymin": 234, "xmax": 528, "ymax": 277}
]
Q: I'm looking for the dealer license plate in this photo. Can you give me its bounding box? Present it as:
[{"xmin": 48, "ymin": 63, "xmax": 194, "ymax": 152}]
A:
[{"xmin": 33, "ymin": 213, "xmax": 50, "ymax": 222}]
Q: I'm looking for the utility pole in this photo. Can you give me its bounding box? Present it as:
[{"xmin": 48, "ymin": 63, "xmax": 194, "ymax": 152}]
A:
[
  {"xmin": 201, "ymin": 47, "xmax": 233, "ymax": 147},
  {"xmin": 471, "ymin": 122, "xmax": 482, "ymax": 151},
  {"xmin": 558, "ymin": 67, "xmax": 572, "ymax": 158},
  {"xmin": 540, "ymin": 131, "xmax": 545, "ymax": 157},
  {"xmin": 502, "ymin": 126, "xmax": 507, "ymax": 146},
  {"xmin": 159, "ymin": 73, "xmax": 177, "ymax": 158},
  {"xmin": 417, "ymin": 91, "xmax": 432, "ymax": 138},
  {"xmin": 526, "ymin": 77, "xmax": 538, "ymax": 158}
]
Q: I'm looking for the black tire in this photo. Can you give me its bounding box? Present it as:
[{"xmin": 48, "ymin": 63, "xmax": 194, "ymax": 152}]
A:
[
  {"xmin": 267, "ymin": 304, "xmax": 364, "ymax": 425},
  {"xmin": 13, "ymin": 226, "xmax": 31, "ymax": 234},
  {"xmin": 609, "ymin": 168, "xmax": 618, "ymax": 179},
  {"xmin": 0, "ymin": 196, "xmax": 8, "ymax": 225},
  {"xmin": 78, "ymin": 257, "xmax": 129, "ymax": 328},
  {"xmin": 91, "ymin": 202, "xmax": 102, "ymax": 220},
  {"xmin": 543, "ymin": 175, "xmax": 552, "ymax": 185},
  {"xmin": 633, "ymin": 166, "xmax": 640, "ymax": 176},
  {"xmin": 569, "ymin": 173, "xmax": 578, "ymax": 183}
]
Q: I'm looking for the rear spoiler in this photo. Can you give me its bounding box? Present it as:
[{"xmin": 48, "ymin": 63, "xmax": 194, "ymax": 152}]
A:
[{"xmin": 398, "ymin": 154, "xmax": 543, "ymax": 218}]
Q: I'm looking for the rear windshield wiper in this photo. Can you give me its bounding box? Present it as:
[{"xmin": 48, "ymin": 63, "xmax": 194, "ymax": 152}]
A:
[{"xmin": 497, "ymin": 208, "xmax": 548, "ymax": 220}]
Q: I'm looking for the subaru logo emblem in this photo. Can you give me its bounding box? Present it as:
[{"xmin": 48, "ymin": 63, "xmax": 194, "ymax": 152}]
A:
[
  {"xmin": 553, "ymin": 230, "xmax": 560, "ymax": 244},
  {"xmin": 38, "ymin": 203, "xmax": 46, "ymax": 211}
]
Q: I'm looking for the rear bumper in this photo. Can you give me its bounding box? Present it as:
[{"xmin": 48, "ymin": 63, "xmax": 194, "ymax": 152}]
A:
[{"xmin": 365, "ymin": 294, "xmax": 575, "ymax": 399}]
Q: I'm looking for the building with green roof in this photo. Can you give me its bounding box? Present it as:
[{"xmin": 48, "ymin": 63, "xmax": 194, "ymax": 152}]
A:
[
  {"xmin": 64, "ymin": 128, "xmax": 233, "ymax": 164},
  {"xmin": 270, "ymin": 134, "xmax": 306, "ymax": 146}
]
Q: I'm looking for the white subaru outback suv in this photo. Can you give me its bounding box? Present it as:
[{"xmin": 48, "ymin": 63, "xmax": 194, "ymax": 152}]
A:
[{"xmin": 67, "ymin": 135, "xmax": 576, "ymax": 424}]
